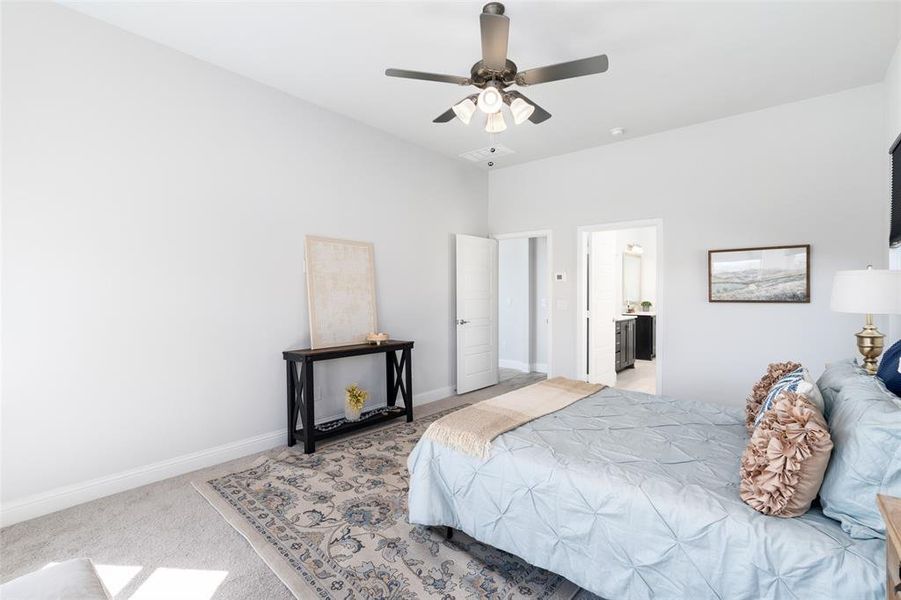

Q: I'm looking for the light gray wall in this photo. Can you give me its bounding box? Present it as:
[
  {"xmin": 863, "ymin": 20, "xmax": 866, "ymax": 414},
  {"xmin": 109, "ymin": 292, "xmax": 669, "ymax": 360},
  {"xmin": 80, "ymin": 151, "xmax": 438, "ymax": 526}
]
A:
[
  {"xmin": 1, "ymin": 3, "xmax": 487, "ymax": 505},
  {"xmin": 489, "ymin": 84, "xmax": 887, "ymax": 406},
  {"xmin": 498, "ymin": 238, "xmax": 530, "ymax": 370}
]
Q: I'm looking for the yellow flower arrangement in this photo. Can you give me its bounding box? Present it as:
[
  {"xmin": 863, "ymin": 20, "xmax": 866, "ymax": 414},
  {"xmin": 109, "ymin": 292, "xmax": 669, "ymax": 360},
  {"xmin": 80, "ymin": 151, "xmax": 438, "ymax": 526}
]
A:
[{"xmin": 345, "ymin": 384, "xmax": 368, "ymax": 412}]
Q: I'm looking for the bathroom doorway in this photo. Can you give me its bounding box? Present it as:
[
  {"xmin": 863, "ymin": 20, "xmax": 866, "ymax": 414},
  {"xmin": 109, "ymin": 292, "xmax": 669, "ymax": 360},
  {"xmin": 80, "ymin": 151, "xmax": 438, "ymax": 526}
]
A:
[{"xmin": 577, "ymin": 220, "xmax": 661, "ymax": 393}]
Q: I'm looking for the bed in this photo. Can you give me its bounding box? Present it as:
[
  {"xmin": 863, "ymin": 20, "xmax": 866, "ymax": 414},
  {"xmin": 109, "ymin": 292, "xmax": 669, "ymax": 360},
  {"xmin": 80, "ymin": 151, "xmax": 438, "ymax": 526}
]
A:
[{"xmin": 407, "ymin": 386, "xmax": 884, "ymax": 599}]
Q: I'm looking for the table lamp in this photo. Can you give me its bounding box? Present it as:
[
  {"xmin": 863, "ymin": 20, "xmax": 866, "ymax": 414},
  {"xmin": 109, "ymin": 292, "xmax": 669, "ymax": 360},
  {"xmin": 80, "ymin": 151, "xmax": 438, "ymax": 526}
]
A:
[{"xmin": 830, "ymin": 266, "xmax": 901, "ymax": 374}]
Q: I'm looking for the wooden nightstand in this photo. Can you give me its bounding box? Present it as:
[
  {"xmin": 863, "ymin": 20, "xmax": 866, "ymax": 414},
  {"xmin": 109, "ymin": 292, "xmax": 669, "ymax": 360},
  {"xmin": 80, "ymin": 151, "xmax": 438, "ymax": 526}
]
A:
[{"xmin": 878, "ymin": 494, "xmax": 901, "ymax": 600}]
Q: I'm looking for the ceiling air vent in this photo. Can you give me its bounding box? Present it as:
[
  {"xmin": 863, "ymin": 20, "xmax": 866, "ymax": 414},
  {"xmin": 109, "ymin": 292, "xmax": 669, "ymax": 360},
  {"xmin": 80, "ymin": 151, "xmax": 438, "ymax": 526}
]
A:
[{"xmin": 458, "ymin": 144, "xmax": 515, "ymax": 163}]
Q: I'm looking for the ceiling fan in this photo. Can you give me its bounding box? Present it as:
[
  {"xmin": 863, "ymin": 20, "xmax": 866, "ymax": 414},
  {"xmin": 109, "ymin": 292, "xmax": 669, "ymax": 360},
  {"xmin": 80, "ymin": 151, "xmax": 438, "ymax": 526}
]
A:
[{"xmin": 385, "ymin": 2, "xmax": 609, "ymax": 133}]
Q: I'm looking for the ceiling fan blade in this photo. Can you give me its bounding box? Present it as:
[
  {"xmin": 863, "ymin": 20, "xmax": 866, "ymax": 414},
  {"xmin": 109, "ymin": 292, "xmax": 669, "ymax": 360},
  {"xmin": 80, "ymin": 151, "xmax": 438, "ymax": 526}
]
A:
[
  {"xmin": 480, "ymin": 12, "xmax": 509, "ymax": 71},
  {"xmin": 433, "ymin": 107, "xmax": 457, "ymax": 123},
  {"xmin": 385, "ymin": 68, "xmax": 471, "ymax": 85},
  {"xmin": 507, "ymin": 90, "xmax": 552, "ymax": 124},
  {"xmin": 515, "ymin": 54, "xmax": 609, "ymax": 86}
]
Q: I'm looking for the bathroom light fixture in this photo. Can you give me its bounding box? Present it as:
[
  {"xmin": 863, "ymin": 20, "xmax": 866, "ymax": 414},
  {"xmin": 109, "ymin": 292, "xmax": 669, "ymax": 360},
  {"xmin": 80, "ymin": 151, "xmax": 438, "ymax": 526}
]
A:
[
  {"xmin": 485, "ymin": 111, "xmax": 507, "ymax": 133},
  {"xmin": 452, "ymin": 98, "xmax": 477, "ymax": 125},
  {"xmin": 509, "ymin": 97, "xmax": 535, "ymax": 125},
  {"xmin": 610, "ymin": 127, "xmax": 625, "ymax": 136},
  {"xmin": 626, "ymin": 243, "xmax": 643, "ymax": 255},
  {"xmin": 477, "ymin": 86, "xmax": 503, "ymax": 114}
]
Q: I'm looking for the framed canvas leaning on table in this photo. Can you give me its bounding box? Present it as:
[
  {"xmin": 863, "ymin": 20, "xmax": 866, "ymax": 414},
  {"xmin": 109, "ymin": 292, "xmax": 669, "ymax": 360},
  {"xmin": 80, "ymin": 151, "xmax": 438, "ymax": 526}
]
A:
[{"xmin": 304, "ymin": 235, "xmax": 378, "ymax": 349}]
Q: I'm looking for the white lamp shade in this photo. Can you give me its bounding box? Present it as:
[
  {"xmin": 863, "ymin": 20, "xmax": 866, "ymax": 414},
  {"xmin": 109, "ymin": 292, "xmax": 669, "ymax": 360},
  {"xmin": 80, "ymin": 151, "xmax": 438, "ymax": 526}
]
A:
[
  {"xmin": 452, "ymin": 98, "xmax": 476, "ymax": 125},
  {"xmin": 831, "ymin": 269, "xmax": 901, "ymax": 315},
  {"xmin": 510, "ymin": 97, "xmax": 535, "ymax": 125},
  {"xmin": 485, "ymin": 111, "xmax": 507, "ymax": 133},
  {"xmin": 477, "ymin": 87, "xmax": 503, "ymax": 114}
]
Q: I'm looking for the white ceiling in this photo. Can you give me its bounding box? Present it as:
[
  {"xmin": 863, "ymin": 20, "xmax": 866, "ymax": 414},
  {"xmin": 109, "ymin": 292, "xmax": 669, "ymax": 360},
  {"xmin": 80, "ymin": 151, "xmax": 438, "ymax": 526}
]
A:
[{"xmin": 64, "ymin": 1, "xmax": 900, "ymax": 169}]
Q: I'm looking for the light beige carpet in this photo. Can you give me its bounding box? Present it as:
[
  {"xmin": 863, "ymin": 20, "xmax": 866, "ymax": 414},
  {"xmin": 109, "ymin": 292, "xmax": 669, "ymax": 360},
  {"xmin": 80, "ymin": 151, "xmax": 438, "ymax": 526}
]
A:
[
  {"xmin": 194, "ymin": 406, "xmax": 579, "ymax": 599},
  {"xmin": 2, "ymin": 371, "xmax": 612, "ymax": 599}
]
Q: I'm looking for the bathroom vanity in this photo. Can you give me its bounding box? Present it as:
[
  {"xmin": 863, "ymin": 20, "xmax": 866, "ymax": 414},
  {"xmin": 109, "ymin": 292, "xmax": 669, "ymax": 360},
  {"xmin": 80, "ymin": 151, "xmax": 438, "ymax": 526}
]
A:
[
  {"xmin": 632, "ymin": 312, "xmax": 656, "ymax": 360},
  {"xmin": 615, "ymin": 316, "xmax": 636, "ymax": 372}
]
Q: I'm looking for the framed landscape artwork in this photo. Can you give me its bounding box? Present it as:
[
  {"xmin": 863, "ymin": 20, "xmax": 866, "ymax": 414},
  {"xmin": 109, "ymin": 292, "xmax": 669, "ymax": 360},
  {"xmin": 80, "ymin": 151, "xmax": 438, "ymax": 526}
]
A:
[{"xmin": 708, "ymin": 245, "xmax": 810, "ymax": 303}]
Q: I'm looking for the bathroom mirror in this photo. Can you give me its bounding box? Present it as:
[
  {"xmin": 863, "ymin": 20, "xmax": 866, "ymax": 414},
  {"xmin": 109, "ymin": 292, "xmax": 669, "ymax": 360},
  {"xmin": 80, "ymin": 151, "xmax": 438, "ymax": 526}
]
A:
[{"xmin": 623, "ymin": 253, "xmax": 641, "ymax": 305}]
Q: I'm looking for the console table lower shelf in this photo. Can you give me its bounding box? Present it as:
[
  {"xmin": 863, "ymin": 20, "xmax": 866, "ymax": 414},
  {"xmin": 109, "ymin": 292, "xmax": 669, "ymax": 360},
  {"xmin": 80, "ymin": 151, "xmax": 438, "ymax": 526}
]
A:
[
  {"xmin": 283, "ymin": 340, "xmax": 414, "ymax": 454},
  {"xmin": 304, "ymin": 406, "xmax": 406, "ymax": 442}
]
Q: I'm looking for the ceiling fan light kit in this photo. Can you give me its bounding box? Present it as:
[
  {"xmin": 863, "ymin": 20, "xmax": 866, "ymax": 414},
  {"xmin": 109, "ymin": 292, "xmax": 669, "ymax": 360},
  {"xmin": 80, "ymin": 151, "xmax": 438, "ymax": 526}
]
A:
[
  {"xmin": 509, "ymin": 97, "xmax": 535, "ymax": 125},
  {"xmin": 477, "ymin": 85, "xmax": 504, "ymax": 114},
  {"xmin": 452, "ymin": 97, "xmax": 477, "ymax": 125},
  {"xmin": 485, "ymin": 111, "xmax": 507, "ymax": 133},
  {"xmin": 386, "ymin": 2, "xmax": 609, "ymax": 133}
]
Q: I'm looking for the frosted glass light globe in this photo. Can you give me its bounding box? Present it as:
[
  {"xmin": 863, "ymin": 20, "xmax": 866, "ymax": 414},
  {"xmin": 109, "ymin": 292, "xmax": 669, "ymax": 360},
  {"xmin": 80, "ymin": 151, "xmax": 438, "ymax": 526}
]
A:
[
  {"xmin": 477, "ymin": 87, "xmax": 503, "ymax": 114},
  {"xmin": 485, "ymin": 111, "xmax": 507, "ymax": 133},
  {"xmin": 452, "ymin": 98, "xmax": 477, "ymax": 125},
  {"xmin": 510, "ymin": 97, "xmax": 535, "ymax": 125}
]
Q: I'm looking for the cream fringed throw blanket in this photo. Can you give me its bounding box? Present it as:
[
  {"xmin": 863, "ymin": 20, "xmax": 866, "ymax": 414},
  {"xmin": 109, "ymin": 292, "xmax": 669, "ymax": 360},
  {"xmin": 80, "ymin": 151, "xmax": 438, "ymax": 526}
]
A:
[{"xmin": 423, "ymin": 377, "xmax": 605, "ymax": 458}]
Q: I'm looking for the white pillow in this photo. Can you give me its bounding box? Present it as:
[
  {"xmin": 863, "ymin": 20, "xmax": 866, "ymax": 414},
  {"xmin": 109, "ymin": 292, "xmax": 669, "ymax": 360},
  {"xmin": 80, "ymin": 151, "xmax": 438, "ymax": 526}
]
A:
[
  {"xmin": 0, "ymin": 559, "xmax": 110, "ymax": 600},
  {"xmin": 797, "ymin": 368, "xmax": 826, "ymax": 414}
]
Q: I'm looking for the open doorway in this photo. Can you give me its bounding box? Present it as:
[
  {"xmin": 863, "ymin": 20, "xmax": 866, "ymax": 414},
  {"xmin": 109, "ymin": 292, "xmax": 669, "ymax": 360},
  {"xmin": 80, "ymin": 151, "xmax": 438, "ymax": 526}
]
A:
[
  {"xmin": 497, "ymin": 234, "xmax": 550, "ymax": 384},
  {"xmin": 578, "ymin": 221, "xmax": 660, "ymax": 394}
]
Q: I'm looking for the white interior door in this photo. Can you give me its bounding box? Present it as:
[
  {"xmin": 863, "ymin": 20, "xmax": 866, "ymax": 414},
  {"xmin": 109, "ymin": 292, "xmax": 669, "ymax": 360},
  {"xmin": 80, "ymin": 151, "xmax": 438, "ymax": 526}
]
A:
[
  {"xmin": 456, "ymin": 234, "xmax": 498, "ymax": 394},
  {"xmin": 588, "ymin": 231, "xmax": 617, "ymax": 386}
]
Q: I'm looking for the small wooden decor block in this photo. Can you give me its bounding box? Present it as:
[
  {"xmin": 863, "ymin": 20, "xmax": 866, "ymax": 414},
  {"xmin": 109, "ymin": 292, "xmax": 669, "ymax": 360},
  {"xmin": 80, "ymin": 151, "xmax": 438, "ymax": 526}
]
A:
[{"xmin": 367, "ymin": 332, "xmax": 389, "ymax": 345}]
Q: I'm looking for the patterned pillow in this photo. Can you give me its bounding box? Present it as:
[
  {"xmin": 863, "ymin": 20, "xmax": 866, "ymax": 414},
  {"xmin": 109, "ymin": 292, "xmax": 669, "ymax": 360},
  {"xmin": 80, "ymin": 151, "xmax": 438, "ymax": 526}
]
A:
[
  {"xmin": 753, "ymin": 367, "xmax": 806, "ymax": 428},
  {"xmin": 798, "ymin": 368, "xmax": 826, "ymax": 415},
  {"xmin": 740, "ymin": 391, "xmax": 833, "ymax": 517},
  {"xmin": 745, "ymin": 361, "xmax": 802, "ymax": 433}
]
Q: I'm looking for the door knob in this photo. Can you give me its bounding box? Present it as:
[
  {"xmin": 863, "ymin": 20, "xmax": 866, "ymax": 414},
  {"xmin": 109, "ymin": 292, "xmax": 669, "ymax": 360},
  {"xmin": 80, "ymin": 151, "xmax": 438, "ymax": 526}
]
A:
[{"xmin": 457, "ymin": 319, "xmax": 470, "ymax": 325}]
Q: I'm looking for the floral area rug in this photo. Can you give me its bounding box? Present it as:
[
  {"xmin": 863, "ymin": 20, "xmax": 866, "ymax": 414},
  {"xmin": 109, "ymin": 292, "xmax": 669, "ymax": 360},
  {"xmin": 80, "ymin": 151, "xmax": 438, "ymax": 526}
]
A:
[{"xmin": 193, "ymin": 407, "xmax": 579, "ymax": 599}]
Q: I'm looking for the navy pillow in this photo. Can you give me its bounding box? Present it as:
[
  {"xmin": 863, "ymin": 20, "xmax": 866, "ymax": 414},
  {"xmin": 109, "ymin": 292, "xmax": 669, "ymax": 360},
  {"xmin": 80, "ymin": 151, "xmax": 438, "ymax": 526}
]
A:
[{"xmin": 877, "ymin": 339, "xmax": 901, "ymax": 396}]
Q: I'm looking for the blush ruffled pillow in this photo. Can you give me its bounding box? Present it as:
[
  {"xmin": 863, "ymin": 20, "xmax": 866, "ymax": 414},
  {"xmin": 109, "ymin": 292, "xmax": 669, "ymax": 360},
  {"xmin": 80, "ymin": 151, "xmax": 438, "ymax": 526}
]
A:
[
  {"xmin": 739, "ymin": 391, "xmax": 833, "ymax": 517},
  {"xmin": 745, "ymin": 361, "xmax": 802, "ymax": 433}
]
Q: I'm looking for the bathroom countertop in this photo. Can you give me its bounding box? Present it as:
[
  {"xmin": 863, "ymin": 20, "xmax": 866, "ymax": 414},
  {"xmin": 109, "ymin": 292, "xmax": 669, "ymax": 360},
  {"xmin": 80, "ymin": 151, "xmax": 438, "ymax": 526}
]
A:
[
  {"xmin": 615, "ymin": 315, "xmax": 638, "ymax": 322},
  {"xmin": 623, "ymin": 311, "xmax": 656, "ymax": 317}
]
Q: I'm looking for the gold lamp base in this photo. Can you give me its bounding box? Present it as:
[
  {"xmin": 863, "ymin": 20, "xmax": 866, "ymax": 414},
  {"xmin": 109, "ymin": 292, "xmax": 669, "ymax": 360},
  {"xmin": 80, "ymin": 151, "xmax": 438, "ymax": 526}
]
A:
[{"xmin": 855, "ymin": 313, "xmax": 885, "ymax": 375}]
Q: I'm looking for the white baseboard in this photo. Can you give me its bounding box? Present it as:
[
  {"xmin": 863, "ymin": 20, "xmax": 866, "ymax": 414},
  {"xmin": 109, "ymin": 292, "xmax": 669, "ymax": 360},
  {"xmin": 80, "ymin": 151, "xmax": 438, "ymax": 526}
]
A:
[
  {"xmin": 500, "ymin": 359, "xmax": 547, "ymax": 374},
  {"xmin": 0, "ymin": 429, "xmax": 284, "ymax": 528},
  {"xmin": 0, "ymin": 385, "xmax": 456, "ymax": 527},
  {"xmin": 498, "ymin": 359, "xmax": 530, "ymax": 372},
  {"xmin": 415, "ymin": 385, "xmax": 455, "ymax": 405}
]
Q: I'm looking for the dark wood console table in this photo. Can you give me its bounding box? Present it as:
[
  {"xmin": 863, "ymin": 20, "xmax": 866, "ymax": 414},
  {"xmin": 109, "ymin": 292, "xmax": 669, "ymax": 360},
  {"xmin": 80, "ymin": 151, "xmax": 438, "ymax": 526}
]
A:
[{"xmin": 283, "ymin": 340, "xmax": 414, "ymax": 454}]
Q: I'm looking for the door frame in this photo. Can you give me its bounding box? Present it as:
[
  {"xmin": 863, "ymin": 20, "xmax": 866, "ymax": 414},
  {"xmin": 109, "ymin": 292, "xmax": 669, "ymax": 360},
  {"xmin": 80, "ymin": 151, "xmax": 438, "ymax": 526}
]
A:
[
  {"xmin": 576, "ymin": 218, "xmax": 663, "ymax": 393},
  {"xmin": 491, "ymin": 229, "xmax": 554, "ymax": 378}
]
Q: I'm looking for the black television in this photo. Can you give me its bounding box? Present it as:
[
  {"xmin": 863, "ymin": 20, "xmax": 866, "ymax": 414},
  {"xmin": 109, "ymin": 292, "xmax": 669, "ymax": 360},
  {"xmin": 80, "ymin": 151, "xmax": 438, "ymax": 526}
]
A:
[{"xmin": 893, "ymin": 131, "xmax": 901, "ymax": 247}]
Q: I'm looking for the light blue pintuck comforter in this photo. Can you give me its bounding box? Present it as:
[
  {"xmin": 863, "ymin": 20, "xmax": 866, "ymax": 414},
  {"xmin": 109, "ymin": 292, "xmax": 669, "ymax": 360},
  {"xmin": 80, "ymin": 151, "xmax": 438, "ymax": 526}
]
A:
[{"xmin": 407, "ymin": 387, "xmax": 883, "ymax": 600}]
